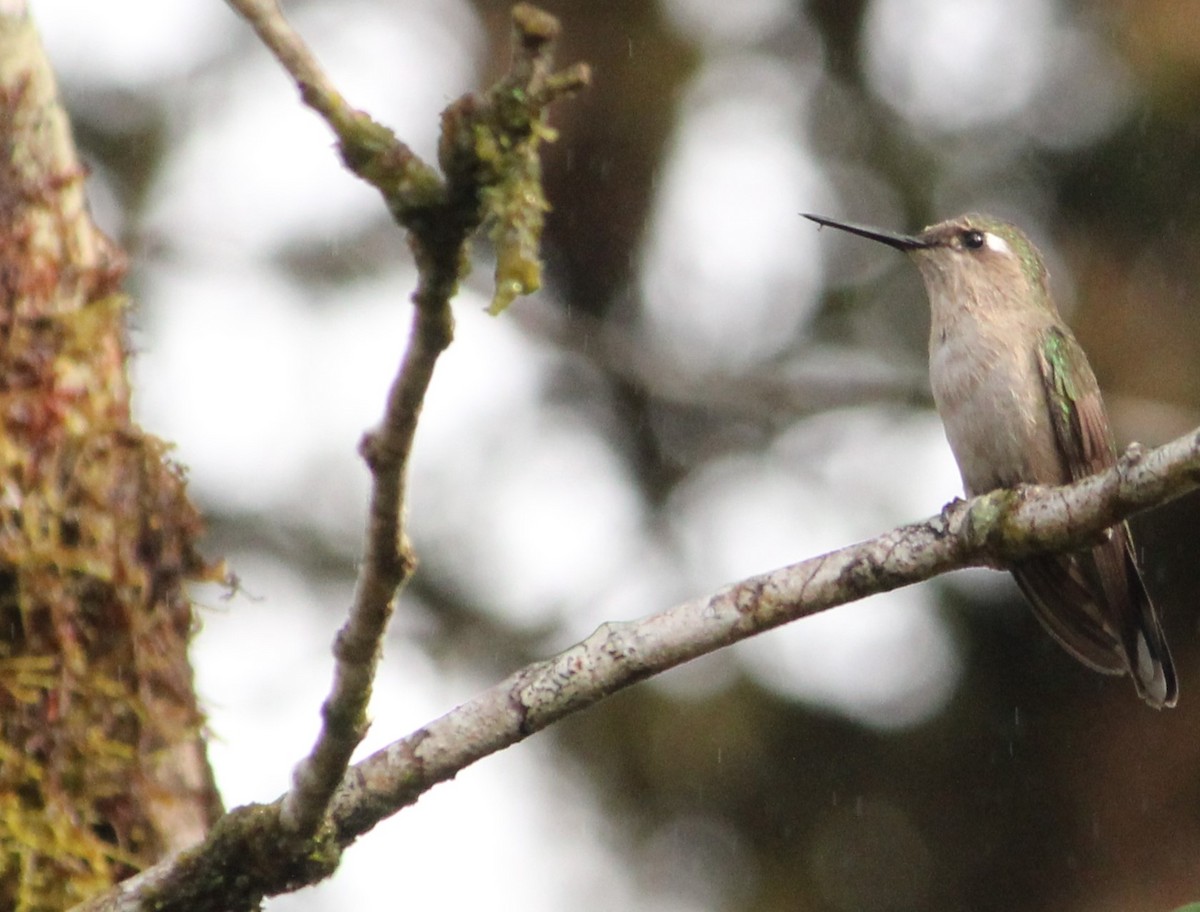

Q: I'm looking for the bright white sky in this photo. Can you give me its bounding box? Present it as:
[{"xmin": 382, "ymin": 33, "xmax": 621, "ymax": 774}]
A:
[{"xmin": 31, "ymin": 0, "xmax": 1128, "ymax": 906}]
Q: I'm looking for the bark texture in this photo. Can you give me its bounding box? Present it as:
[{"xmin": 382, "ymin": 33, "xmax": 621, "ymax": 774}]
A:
[{"xmin": 0, "ymin": 11, "xmax": 222, "ymax": 910}]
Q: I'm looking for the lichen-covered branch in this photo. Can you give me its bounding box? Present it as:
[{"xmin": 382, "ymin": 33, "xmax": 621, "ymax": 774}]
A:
[
  {"xmin": 223, "ymin": 0, "xmax": 589, "ymax": 847},
  {"xmin": 75, "ymin": 429, "xmax": 1200, "ymax": 911},
  {"xmin": 325, "ymin": 431, "xmax": 1200, "ymax": 836}
]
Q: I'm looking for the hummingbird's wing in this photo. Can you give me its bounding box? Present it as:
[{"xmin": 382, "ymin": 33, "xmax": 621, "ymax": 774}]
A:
[
  {"xmin": 1011, "ymin": 555, "xmax": 1128, "ymax": 673},
  {"xmin": 1017, "ymin": 326, "xmax": 1178, "ymax": 706},
  {"xmin": 1036, "ymin": 326, "xmax": 1115, "ymax": 482}
]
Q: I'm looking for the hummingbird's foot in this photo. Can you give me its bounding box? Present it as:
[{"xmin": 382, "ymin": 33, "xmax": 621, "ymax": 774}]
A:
[{"xmin": 937, "ymin": 496, "xmax": 966, "ymax": 527}]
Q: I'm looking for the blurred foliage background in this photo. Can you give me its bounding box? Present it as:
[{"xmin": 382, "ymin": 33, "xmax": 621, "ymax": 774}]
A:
[{"xmin": 41, "ymin": 0, "xmax": 1200, "ymax": 909}]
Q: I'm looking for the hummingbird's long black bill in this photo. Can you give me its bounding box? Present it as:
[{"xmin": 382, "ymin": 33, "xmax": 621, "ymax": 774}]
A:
[{"xmin": 802, "ymin": 213, "xmax": 928, "ymax": 251}]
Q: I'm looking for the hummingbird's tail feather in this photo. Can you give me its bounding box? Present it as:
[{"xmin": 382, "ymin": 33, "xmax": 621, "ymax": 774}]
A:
[
  {"xmin": 1011, "ymin": 523, "xmax": 1177, "ymax": 709},
  {"xmin": 1121, "ymin": 544, "xmax": 1178, "ymax": 709},
  {"xmin": 1132, "ymin": 626, "xmax": 1176, "ymax": 708}
]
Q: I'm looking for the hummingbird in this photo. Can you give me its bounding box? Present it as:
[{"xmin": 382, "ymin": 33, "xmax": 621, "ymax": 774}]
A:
[{"xmin": 804, "ymin": 211, "xmax": 1177, "ymax": 708}]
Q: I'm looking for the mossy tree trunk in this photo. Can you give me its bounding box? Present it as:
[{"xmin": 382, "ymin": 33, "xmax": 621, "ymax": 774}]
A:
[{"xmin": 0, "ymin": 10, "xmax": 222, "ymax": 910}]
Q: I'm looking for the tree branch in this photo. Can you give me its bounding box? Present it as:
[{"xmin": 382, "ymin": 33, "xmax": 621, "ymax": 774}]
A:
[
  {"xmin": 220, "ymin": 0, "xmax": 589, "ymax": 844},
  {"xmin": 74, "ymin": 428, "xmax": 1200, "ymax": 910},
  {"xmin": 325, "ymin": 433, "xmax": 1200, "ymax": 838}
]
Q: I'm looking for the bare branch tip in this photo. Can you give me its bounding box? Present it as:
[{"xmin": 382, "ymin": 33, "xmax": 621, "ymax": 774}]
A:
[
  {"xmin": 512, "ymin": 3, "xmax": 561, "ymax": 47},
  {"xmin": 358, "ymin": 429, "xmax": 381, "ymax": 468},
  {"xmin": 545, "ymin": 62, "xmax": 592, "ymax": 100},
  {"xmin": 567, "ymin": 62, "xmax": 593, "ymax": 88}
]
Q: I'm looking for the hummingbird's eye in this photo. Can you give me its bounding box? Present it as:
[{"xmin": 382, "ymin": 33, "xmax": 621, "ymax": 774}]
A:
[{"xmin": 962, "ymin": 230, "xmax": 986, "ymax": 250}]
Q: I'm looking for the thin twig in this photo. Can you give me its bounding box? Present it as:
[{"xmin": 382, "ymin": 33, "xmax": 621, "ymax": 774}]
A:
[
  {"xmin": 222, "ymin": 0, "xmax": 588, "ymax": 844},
  {"xmin": 225, "ymin": 0, "xmax": 347, "ymax": 124},
  {"xmin": 221, "ymin": 0, "xmax": 436, "ymax": 840}
]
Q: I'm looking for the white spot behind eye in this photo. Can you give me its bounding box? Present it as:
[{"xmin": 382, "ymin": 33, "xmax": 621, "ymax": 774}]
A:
[{"xmin": 984, "ymin": 232, "xmax": 1010, "ymax": 255}]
